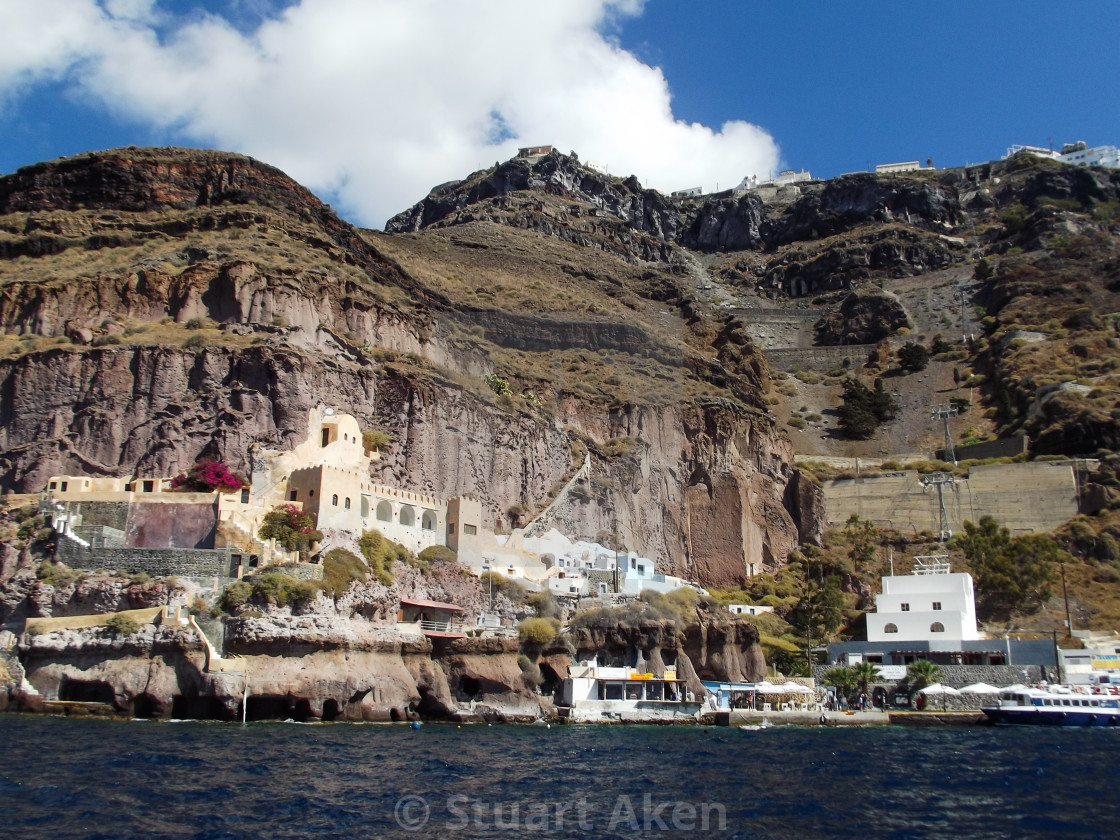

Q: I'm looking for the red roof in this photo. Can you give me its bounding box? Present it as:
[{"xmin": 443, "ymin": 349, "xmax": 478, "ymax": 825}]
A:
[{"xmin": 399, "ymin": 598, "xmax": 464, "ymax": 613}]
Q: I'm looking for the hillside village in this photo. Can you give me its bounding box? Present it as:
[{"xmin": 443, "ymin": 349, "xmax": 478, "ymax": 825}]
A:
[{"xmin": 2, "ymin": 137, "xmax": 1120, "ymax": 724}]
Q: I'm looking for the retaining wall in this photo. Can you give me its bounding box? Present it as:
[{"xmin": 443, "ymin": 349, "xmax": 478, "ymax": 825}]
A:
[
  {"xmin": 58, "ymin": 537, "xmax": 239, "ymax": 578},
  {"xmin": 822, "ymin": 461, "xmax": 1077, "ymax": 535},
  {"xmin": 763, "ymin": 344, "xmax": 877, "ymax": 373}
]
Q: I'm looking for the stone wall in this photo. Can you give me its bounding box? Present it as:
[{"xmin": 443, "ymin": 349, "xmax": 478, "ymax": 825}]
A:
[
  {"xmin": 822, "ymin": 462, "xmax": 1078, "ymax": 535},
  {"xmin": 938, "ymin": 435, "xmax": 1028, "ymax": 462},
  {"xmin": 58, "ymin": 536, "xmax": 239, "ymax": 578},
  {"xmin": 264, "ymin": 563, "xmax": 325, "ymax": 582},
  {"xmin": 71, "ymin": 501, "xmax": 129, "ymax": 531},
  {"xmin": 71, "ymin": 525, "xmax": 126, "ymax": 548},
  {"xmin": 762, "ymin": 344, "xmax": 877, "ymax": 373}
]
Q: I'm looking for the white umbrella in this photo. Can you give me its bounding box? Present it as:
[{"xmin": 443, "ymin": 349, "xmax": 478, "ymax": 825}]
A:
[
  {"xmin": 918, "ymin": 683, "xmax": 960, "ymax": 695},
  {"xmin": 918, "ymin": 682, "xmax": 960, "ymax": 710},
  {"xmin": 755, "ymin": 681, "xmax": 783, "ymax": 694},
  {"xmin": 958, "ymin": 682, "xmax": 1001, "ymax": 694},
  {"xmin": 779, "ymin": 681, "xmax": 813, "ymax": 694}
]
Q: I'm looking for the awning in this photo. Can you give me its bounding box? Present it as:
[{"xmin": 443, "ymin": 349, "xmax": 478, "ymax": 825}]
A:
[{"xmin": 399, "ymin": 598, "xmax": 465, "ymax": 612}]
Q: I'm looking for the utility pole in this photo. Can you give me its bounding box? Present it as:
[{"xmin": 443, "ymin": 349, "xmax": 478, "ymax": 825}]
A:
[
  {"xmin": 1060, "ymin": 558, "xmax": 1073, "ymax": 637},
  {"xmin": 930, "ymin": 403, "xmax": 959, "ymax": 466},
  {"xmin": 922, "ymin": 472, "xmax": 956, "ymax": 542}
]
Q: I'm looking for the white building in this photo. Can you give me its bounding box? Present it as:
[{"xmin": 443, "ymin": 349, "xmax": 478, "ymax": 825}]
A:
[
  {"xmin": 728, "ymin": 604, "xmax": 775, "ymax": 617},
  {"xmin": 1004, "ymin": 144, "xmax": 1061, "ymax": 161},
  {"xmin": 1058, "ymin": 140, "xmax": 1120, "ymax": 169},
  {"xmin": 875, "ymin": 161, "xmax": 924, "ymax": 174},
  {"xmin": 865, "ymin": 558, "xmax": 979, "ymax": 643},
  {"xmin": 735, "ymin": 169, "xmax": 812, "ymax": 191}
]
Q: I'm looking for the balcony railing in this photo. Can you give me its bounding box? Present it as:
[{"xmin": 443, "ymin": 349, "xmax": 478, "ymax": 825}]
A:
[{"xmin": 418, "ymin": 619, "xmax": 465, "ymax": 633}]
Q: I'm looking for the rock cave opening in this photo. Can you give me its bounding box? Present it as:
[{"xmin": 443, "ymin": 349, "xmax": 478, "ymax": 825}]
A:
[
  {"xmin": 322, "ymin": 699, "xmax": 340, "ymax": 722},
  {"xmin": 246, "ymin": 695, "xmax": 293, "ymax": 721},
  {"xmin": 292, "ymin": 698, "xmax": 312, "ymax": 722},
  {"xmin": 171, "ymin": 693, "xmax": 231, "ymax": 720},
  {"xmin": 131, "ymin": 693, "xmax": 160, "ymax": 719},
  {"xmin": 59, "ymin": 678, "xmax": 115, "ymax": 705},
  {"xmin": 414, "ymin": 688, "xmax": 450, "ymax": 719},
  {"xmin": 459, "ymin": 676, "xmax": 482, "ymax": 698},
  {"xmin": 538, "ymin": 663, "xmax": 562, "ymax": 697},
  {"xmin": 389, "ymin": 708, "xmax": 402, "ymax": 722}
]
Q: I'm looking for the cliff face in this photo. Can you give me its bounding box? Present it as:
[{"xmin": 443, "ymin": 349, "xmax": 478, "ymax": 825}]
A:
[{"xmin": 0, "ymin": 146, "xmax": 818, "ymax": 584}]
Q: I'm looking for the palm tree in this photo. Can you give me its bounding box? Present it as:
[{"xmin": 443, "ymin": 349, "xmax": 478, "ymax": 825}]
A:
[
  {"xmin": 852, "ymin": 661, "xmax": 880, "ymax": 699},
  {"xmin": 823, "ymin": 666, "xmax": 857, "ymax": 708},
  {"xmin": 907, "ymin": 659, "xmax": 943, "ymax": 706}
]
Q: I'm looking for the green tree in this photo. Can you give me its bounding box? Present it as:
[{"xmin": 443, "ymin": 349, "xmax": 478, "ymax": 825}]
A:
[
  {"xmin": 898, "ymin": 342, "xmax": 930, "ymax": 372},
  {"xmin": 837, "ymin": 378, "xmax": 898, "ymax": 440},
  {"xmin": 845, "ymin": 515, "xmax": 879, "ymax": 572},
  {"xmin": 906, "ymin": 659, "xmax": 942, "ymax": 694},
  {"xmin": 258, "ymin": 504, "xmax": 323, "ymax": 554},
  {"xmin": 104, "ymin": 613, "xmax": 140, "ymax": 635},
  {"xmin": 851, "ymin": 661, "xmax": 880, "ymax": 696},
  {"xmin": 951, "ymin": 516, "xmax": 1059, "ymax": 621},
  {"xmin": 823, "ymin": 666, "xmax": 858, "ymax": 693}
]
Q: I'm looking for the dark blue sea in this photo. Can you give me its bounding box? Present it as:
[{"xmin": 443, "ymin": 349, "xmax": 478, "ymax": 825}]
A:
[{"xmin": 3, "ymin": 715, "xmax": 1119, "ymax": 840}]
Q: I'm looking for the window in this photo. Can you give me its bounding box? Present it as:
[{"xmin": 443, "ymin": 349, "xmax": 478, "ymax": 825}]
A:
[
  {"xmin": 900, "ymin": 603, "xmax": 910, "ymax": 612},
  {"xmin": 240, "ymin": 488, "xmax": 250, "ymax": 504},
  {"xmin": 448, "ymin": 522, "xmax": 456, "ymax": 534},
  {"xmin": 289, "ymin": 490, "xmax": 298, "ymax": 501},
  {"xmin": 422, "ymin": 510, "xmax": 436, "ymax": 531},
  {"xmin": 308, "ymin": 489, "xmax": 314, "ymax": 497},
  {"xmin": 377, "ymin": 501, "xmax": 392, "ymax": 522},
  {"xmin": 932, "ymin": 602, "xmax": 942, "ymax": 611},
  {"xmin": 332, "ymin": 494, "xmax": 338, "ymax": 506},
  {"xmin": 884, "ymin": 623, "xmax": 899, "ymax": 633},
  {"xmin": 930, "ymin": 622, "xmax": 945, "ymax": 633},
  {"xmin": 400, "ymin": 506, "xmax": 415, "ymax": 527},
  {"xmin": 321, "ymin": 429, "xmax": 330, "ymax": 447},
  {"xmin": 344, "ymin": 497, "xmax": 351, "ymax": 510},
  {"xmin": 143, "ymin": 480, "xmax": 154, "ymax": 493},
  {"xmin": 49, "ymin": 482, "xmax": 57, "ymax": 490},
  {"xmin": 463, "ymin": 524, "xmax": 477, "ymax": 535}
]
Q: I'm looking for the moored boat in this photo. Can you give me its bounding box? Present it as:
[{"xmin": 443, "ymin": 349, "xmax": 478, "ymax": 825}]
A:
[{"xmin": 982, "ymin": 685, "xmax": 1120, "ymax": 727}]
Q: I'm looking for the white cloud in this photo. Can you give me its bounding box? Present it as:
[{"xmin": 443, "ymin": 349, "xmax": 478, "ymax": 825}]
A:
[{"xmin": 0, "ymin": 0, "xmax": 779, "ymax": 227}]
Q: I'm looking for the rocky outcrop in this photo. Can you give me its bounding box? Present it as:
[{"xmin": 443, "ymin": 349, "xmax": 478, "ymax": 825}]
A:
[
  {"xmin": 814, "ymin": 290, "xmax": 912, "ymax": 346},
  {"xmin": 568, "ymin": 617, "xmax": 765, "ymax": 695},
  {"xmin": 13, "ymin": 614, "xmax": 546, "ymax": 722}
]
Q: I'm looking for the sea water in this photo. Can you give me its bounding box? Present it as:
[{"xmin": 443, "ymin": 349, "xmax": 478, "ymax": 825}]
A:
[{"xmin": 2, "ymin": 715, "xmax": 1118, "ymax": 839}]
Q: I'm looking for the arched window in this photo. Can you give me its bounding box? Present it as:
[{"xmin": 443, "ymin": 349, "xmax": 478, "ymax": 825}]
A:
[
  {"xmin": 421, "ymin": 510, "xmax": 437, "ymax": 531},
  {"xmin": 884, "ymin": 623, "xmax": 899, "ymax": 634},
  {"xmin": 344, "ymin": 497, "xmax": 351, "ymax": 510},
  {"xmin": 930, "ymin": 622, "xmax": 945, "ymax": 633},
  {"xmin": 332, "ymin": 494, "xmax": 338, "ymax": 506},
  {"xmin": 376, "ymin": 501, "xmax": 392, "ymax": 522},
  {"xmin": 400, "ymin": 505, "xmax": 415, "ymax": 527}
]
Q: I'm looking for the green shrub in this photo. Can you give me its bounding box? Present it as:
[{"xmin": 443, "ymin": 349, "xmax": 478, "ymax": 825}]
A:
[
  {"xmin": 518, "ymin": 616, "xmax": 560, "ymax": 644},
  {"xmin": 787, "ymin": 416, "xmax": 806, "ymax": 429},
  {"xmin": 359, "ymin": 529, "xmax": 410, "ymax": 586},
  {"xmin": 220, "ymin": 580, "xmax": 252, "ymax": 613},
  {"xmin": 36, "ymin": 561, "xmax": 80, "ymax": 588},
  {"xmin": 480, "ymin": 571, "xmax": 527, "ymax": 603},
  {"xmin": 184, "ymin": 317, "xmax": 209, "ymax": 330},
  {"xmin": 259, "ymin": 504, "xmax": 322, "ymax": 553},
  {"xmin": 91, "ymin": 333, "xmax": 121, "ymax": 347},
  {"xmin": 320, "ymin": 548, "xmax": 369, "ymax": 597},
  {"xmin": 362, "ymin": 428, "xmax": 391, "ymax": 451},
  {"xmin": 105, "ymin": 613, "xmax": 140, "ymax": 635},
  {"xmin": 249, "ymin": 572, "xmax": 318, "ymax": 608},
  {"xmin": 128, "ymin": 572, "xmax": 151, "ymax": 585},
  {"xmin": 182, "ymin": 333, "xmax": 208, "ymax": 350},
  {"xmin": 419, "ymin": 545, "xmax": 457, "ymax": 565}
]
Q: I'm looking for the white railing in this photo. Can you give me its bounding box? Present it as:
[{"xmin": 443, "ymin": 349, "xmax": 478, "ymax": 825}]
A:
[{"xmin": 418, "ymin": 619, "xmax": 464, "ymax": 633}]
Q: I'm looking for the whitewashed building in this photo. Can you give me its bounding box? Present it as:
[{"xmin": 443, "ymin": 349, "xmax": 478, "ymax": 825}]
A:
[{"xmin": 866, "ymin": 558, "xmax": 979, "ymax": 643}]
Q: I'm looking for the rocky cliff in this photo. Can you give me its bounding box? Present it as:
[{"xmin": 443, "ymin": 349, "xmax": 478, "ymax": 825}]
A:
[{"xmin": 0, "ymin": 146, "xmax": 820, "ymax": 585}]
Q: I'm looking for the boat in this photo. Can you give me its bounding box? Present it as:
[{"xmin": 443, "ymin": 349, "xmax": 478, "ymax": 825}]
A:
[{"xmin": 982, "ymin": 685, "xmax": 1120, "ymax": 727}]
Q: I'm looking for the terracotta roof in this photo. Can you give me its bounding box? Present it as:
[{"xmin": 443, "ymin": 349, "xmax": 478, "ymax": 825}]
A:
[{"xmin": 399, "ymin": 598, "xmax": 464, "ymax": 612}]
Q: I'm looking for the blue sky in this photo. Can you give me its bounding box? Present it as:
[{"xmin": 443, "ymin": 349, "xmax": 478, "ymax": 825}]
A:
[{"xmin": 1, "ymin": 1, "xmax": 1116, "ymax": 227}]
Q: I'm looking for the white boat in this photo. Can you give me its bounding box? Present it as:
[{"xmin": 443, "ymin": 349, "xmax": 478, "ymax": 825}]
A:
[{"xmin": 982, "ymin": 685, "xmax": 1120, "ymax": 727}]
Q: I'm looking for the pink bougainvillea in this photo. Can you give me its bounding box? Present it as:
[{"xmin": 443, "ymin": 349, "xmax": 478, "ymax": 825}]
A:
[{"xmin": 170, "ymin": 460, "xmax": 246, "ymax": 493}]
